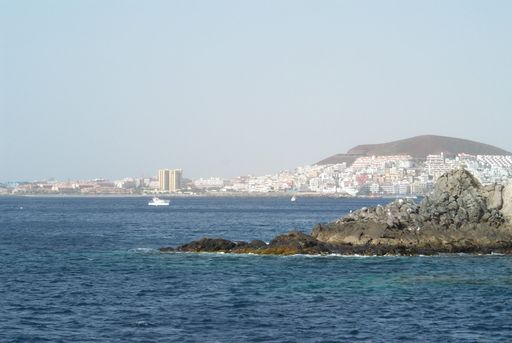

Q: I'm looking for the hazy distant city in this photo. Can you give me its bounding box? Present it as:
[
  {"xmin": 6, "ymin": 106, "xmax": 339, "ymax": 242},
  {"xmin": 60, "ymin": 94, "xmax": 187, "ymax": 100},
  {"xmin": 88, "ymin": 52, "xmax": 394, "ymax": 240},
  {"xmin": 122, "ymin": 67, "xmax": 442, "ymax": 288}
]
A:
[{"xmin": 3, "ymin": 153, "xmax": 512, "ymax": 197}]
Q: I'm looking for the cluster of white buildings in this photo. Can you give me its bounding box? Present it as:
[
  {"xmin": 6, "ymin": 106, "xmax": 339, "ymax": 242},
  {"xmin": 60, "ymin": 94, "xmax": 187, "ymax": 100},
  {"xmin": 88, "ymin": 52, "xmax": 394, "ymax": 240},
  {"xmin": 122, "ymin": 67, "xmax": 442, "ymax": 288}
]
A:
[
  {"xmin": 190, "ymin": 153, "xmax": 512, "ymax": 196},
  {"xmin": 8, "ymin": 178, "xmax": 150, "ymax": 195}
]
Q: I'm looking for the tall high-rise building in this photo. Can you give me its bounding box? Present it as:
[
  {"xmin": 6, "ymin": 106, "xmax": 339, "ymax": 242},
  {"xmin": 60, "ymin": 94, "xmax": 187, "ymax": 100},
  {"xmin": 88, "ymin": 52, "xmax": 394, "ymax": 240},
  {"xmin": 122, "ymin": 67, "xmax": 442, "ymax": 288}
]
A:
[
  {"xmin": 158, "ymin": 169, "xmax": 170, "ymax": 191},
  {"xmin": 158, "ymin": 169, "xmax": 182, "ymax": 192},
  {"xmin": 169, "ymin": 169, "xmax": 182, "ymax": 192}
]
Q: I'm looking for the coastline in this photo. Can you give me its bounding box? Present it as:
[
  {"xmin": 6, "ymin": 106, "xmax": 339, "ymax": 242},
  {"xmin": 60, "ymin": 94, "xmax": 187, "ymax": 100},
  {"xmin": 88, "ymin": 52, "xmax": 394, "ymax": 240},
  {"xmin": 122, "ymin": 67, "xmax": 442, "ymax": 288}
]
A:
[{"xmin": 0, "ymin": 192, "xmax": 357, "ymax": 199}]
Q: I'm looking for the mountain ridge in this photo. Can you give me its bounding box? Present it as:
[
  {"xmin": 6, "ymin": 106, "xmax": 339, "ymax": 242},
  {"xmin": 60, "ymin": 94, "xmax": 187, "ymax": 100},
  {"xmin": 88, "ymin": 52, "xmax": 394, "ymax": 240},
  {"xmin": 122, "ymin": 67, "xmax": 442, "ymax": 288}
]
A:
[{"xmin": 317, "ymin": 135, "xmax": 511, "ymax": 165}]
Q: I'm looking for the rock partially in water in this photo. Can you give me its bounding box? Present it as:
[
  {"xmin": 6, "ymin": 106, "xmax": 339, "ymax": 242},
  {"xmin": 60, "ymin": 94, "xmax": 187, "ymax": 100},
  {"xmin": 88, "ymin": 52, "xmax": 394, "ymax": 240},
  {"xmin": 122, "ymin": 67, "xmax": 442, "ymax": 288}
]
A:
[
  {"xmin": 160, "ymin": 231, "xmax": 335, "ymax": 255},
  {"xmin": 258, "ymin": 231, "xmax": 332, "ymax": 255},
  {"xmin": 176, "ymin": 237, "xmax": 237, "ymax": 252},
  {"xmin": 311, "ymin": 169, "xmax": 512, "ymax": 252}
]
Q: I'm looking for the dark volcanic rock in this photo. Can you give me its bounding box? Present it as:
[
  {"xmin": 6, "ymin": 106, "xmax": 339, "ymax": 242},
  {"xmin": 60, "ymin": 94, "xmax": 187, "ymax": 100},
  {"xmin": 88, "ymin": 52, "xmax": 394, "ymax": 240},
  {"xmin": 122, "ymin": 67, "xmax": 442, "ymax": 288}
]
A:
[
  {"xmin": 247, "ymin": 239, "xmax": 267, "ymax": 248},
  {"xmin": 262, "ymin": 231, "xmax": 333, "ymax": 255},
  {"xmin": 162, "ymin": 232, "xmax": 336, "ymax": 255},
  {"xmin": 230, "ymin": 239, "xmax": 268, "ymax": 253},
  {"xmin": 177, "ymin": 237, "xmax": 237, "ymax": 252}
]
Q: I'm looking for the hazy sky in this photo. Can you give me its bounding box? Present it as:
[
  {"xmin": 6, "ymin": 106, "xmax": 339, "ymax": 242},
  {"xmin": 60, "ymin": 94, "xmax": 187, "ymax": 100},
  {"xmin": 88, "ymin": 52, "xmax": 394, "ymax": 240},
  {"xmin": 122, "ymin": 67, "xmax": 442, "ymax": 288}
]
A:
[{"xmin": 1, "ymin": 1, "xmax": 511, "ymax": 181}]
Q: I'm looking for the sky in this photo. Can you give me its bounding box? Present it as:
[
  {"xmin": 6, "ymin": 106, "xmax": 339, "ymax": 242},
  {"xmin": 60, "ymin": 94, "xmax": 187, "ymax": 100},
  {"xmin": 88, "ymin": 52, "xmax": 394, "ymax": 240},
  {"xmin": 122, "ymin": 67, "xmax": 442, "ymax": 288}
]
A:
[{"xmin": 1, "ymin": 0, "xmax": 511, "ymax": 181}]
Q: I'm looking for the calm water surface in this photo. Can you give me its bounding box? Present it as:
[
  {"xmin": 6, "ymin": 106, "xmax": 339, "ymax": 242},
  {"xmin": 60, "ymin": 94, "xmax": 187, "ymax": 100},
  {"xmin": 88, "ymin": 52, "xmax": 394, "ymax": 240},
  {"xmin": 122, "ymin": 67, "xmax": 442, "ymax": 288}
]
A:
[{"xmin": 1, "ymin": 196, "xmax": 512, "ymax": 342}]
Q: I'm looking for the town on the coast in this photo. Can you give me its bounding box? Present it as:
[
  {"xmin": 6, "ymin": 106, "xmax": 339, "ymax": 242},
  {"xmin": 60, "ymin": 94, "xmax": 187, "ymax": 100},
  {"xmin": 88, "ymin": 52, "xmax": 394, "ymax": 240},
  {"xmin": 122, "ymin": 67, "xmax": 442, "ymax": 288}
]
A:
[{"xmin": 3, "ymin": 152, "xmax": 512, "ymax": 197}]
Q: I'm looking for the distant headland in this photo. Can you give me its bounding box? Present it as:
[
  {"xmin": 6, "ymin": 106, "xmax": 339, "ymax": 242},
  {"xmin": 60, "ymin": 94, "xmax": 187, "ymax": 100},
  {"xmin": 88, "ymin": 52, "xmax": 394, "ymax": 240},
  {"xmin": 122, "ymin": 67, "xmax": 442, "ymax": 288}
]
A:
[{"xmin": 316, "ymin": 134, "xmax": 511, "ymax": 166}]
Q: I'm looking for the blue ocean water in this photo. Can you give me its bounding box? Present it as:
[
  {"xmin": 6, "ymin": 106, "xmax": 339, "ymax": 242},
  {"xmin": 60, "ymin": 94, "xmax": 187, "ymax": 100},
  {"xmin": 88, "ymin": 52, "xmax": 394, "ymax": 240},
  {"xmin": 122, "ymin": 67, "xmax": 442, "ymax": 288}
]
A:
[{"xmin": 1, "ymin": 196, "xmax": 512, "ymax": 343}]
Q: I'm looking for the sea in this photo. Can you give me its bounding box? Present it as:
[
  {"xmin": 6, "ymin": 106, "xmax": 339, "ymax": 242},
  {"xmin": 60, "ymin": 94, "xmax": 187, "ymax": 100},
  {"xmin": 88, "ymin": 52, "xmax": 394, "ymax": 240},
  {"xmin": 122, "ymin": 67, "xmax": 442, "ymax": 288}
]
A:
[{"xmin": 1, "ymin": 196, "xmax": 512, "ymax": 343}]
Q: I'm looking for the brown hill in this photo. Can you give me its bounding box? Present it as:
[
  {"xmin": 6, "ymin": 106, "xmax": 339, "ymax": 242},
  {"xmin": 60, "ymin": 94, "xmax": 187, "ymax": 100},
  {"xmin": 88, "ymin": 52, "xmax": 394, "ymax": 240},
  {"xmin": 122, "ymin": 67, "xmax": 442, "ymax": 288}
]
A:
[
  {"xmin": 317, "ymin": 135, "xmax": 510, "ymax": 165},
  {"xmin": 315, "ymin": 153, "xmax": 362, "ymax": 166}
]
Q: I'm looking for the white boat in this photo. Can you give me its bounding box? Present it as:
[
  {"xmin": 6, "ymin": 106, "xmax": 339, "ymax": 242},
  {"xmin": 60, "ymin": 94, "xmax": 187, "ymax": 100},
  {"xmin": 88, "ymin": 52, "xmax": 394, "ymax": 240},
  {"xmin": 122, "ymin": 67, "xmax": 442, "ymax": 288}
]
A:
[
  {"xmin": 148, "ymin": 197, "xmax": 170, "ymax": 206},
  {"xmin": 290, "ymin": 195, "xmax": 296, "ymax": 202}
]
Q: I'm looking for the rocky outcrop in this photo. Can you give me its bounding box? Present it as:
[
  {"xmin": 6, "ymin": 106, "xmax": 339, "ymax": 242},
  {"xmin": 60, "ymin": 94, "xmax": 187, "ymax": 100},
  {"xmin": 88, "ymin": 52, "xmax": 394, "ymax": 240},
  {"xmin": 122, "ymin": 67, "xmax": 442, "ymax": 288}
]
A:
[
  {"xmin": 161, "ymin": 169, "xmax": 512, "ymax": 255},
  {"xmin": 311, "ymin": 169, "xmax": 512, "ymax": 252},
  {"xmin": 419, "ymin": 170, "xmax": 504, "ymax": 228},
  {"xmin": 159, "ymin": 231, "xmax": 334, "ymax": 255}
]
